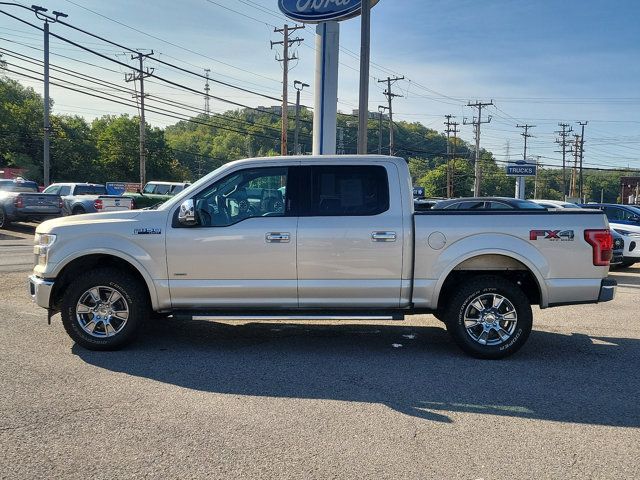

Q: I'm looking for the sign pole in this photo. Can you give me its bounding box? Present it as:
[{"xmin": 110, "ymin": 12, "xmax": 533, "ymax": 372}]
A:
[
  {"xmin": 357, "ymin": 1, "xmax": 371, "ymax": 155},
  {"xmin": 312, "ymin": 21, "xmax": 340, "ymax": 155}
]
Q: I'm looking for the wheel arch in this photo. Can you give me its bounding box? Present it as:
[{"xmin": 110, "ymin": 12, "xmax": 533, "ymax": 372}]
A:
[
  {"xmin": 50, "ymin": 252, "xmax": 159, "ymax": 311},
  {"xmin": 434, "ymin": 251, "xmax": 547, "ymax": 311}
]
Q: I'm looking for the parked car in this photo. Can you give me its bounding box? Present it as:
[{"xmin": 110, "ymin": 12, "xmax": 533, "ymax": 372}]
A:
[
  {"xmin": 414, "ymin": 198, "xmax": 441, "ymax": 212},
  {"xmin": 0, "ymin": 178, "xmax": 62, "ymax": 228},
  {"xmin": 433, "ymin": 197, "xmax": 546, "ymax": 210},
  {"xmin": 29, "ymin": 156, "xmax": 617, "ymax": 359},
  {"xmin": 42, "ymin": 183, "xmax": 133, "ymax": 215},
  {"xmin": 127, "ymin": 181, "xmax": 191, "ymax": 209},
  {"xmin": 610, "ymin": 230, "xmax": 625, "ymax": 268},
  {"xmin": 531, "ymin": 199, "xmax": 581, "ymax": 209},
  {"xmin": 580, "ymin": 203, "xmax": 640, "ymax": 267}
]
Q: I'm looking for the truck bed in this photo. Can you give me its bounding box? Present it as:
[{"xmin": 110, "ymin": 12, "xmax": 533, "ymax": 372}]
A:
[{"xmin": 413, "ymin": 208, "xmax": 610, "ymax": 309}]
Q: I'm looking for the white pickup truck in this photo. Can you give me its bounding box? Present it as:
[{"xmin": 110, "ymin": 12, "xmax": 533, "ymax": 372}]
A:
[{"xmin": 29, "ymin": 156, "xmax": 616, "ymax": 358}]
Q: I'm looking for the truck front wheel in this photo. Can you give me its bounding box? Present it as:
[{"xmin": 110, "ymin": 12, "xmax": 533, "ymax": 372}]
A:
[
  {"xmin": 444, "ymin": 276, "xmax": 532, "ymax": 359},
  {"xmin": 61, "ymin": 268, "xmax": 149, "ymax": 350}
]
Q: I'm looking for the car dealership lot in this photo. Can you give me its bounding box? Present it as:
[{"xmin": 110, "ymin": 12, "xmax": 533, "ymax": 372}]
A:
[{"xmin": 1, "ymin": 225, "xmax": 639, "ymax": 479}]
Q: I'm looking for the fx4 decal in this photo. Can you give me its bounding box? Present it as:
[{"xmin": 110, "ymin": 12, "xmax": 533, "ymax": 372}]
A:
[{"xmin": 529, "ymin": 230, "xmax": 575, "ymax": 241}]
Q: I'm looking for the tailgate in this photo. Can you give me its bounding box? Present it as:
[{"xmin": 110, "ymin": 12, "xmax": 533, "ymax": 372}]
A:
[
  {"xmin": 18, "ymin": 193, "xmax": 61, "ymax": 214},
  {"xmin": 98, "ymin": 195, "xmax": 134, "ymax": 212}
]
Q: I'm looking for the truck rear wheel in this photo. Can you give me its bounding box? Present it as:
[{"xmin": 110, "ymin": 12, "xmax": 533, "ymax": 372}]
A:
[
  {"xmin": 61, "ymin": 268, "xmax": 148, "ymax": 350},
  {"xmin": 444, "ymin": 276, "xmax": 532, "ymax": 359}
]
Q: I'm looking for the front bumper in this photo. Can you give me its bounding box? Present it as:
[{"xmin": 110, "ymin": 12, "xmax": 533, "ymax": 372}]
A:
[
  {"xmin": 29, "ymin": 275, "xmax": 54, "ymax": 309},
  {"xmin": 598, "ymin": 278, "xmax": 617, "ymax": 303}
]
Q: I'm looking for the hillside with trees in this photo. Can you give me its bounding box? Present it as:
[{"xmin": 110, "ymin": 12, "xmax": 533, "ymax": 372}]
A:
[{"xmin": 0, "ymin": 75, "xmax": 631, "ymax": 202}]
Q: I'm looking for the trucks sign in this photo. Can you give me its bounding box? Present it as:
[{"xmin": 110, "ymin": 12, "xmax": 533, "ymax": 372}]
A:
[
  {"xmin": 506, "ymin": 161, "xmax": 537, "ymax": 177},
  {"xmin": 278, "ymin": 0, "xmax": 379, "ymax": 23}
]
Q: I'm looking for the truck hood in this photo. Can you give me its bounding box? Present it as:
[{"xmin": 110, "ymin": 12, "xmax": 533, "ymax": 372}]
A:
[{"xmin": 37, "ymin": 210, "xmax": 146, "ymax": 234}]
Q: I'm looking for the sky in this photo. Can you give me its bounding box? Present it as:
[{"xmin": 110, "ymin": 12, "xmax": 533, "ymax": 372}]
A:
[{"xmin": 1, "ymin": 0, "xmax": 639, "ymax": 170}]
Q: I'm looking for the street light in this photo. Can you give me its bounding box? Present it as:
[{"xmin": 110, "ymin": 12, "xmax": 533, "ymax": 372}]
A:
[
  {"xmin": 0, "ymin": 3, "xmax": 67, "ymax": 186},
  {"xmin": 293, "ymin": 80, "xmax": 309, "ymax": 155}
]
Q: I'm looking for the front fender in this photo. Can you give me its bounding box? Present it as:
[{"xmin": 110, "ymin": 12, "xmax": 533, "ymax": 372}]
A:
[
  {"xmin": 43, "ymin": 234, "xmax": 166, "ymax": 310},
  {"xmin": 431, "ymin": 233, "xmax": 549, "ymax": 308}
]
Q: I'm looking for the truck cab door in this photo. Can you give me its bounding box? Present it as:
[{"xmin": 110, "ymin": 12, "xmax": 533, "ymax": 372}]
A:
[
  {"xmin": 296, "ymin": 163, "xmax": 405, "ymax": 308},
  {"xmin": 165, "ymin": 165, "xmax": 300, "ymax": 308}
]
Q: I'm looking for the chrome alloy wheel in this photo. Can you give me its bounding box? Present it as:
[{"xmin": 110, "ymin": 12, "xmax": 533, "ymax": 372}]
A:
[
  {"xmin": 75, "ymin": 286, "xmax": 130, "ymax": 338},
  {"xmin": 463, "ymin": 293, "xmax": 518, "ymax": 346}
]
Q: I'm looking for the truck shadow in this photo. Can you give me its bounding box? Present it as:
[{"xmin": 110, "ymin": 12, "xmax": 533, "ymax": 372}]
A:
[{"xmin": 73, "ymin": 320, "xmax": 640, "ymax": 427}]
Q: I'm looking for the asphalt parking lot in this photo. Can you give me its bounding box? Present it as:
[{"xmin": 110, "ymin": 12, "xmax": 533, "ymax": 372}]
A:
[{"xmin": 1, "ymin": 223, "xmax": 639, "ymax": 479}]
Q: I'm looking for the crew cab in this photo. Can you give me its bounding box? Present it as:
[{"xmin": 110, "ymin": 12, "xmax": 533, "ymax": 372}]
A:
[
  {"xmin": 28, "ymin": 156, "xmax": 616, "ymax": 359},
  {"xmin": 42, "ymin": 183, "xmax": 134, "ymax": 215},
  {"xmin": 0, "ymin": 178, "xmax": 62, "ymax": 228}
]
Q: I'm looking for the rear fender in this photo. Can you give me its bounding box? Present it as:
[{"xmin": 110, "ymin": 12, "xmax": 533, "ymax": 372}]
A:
[{"xmin": 432, "ymin": 233, "xmax": 549, "ymax": 307}]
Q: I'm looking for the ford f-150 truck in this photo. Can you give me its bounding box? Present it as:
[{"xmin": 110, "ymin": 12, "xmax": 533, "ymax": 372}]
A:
[
  {"xmin": 28, "ymin": 156, "xmax": 616, "ymax": 358},
  {"xmin": 0, "ymin": 179, "xmax": 62, "ymax": 228}
]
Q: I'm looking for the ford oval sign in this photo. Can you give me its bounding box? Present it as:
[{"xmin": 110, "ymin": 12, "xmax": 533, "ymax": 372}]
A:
[{"xmin": 278, "ymin": 0, "xmax": 379, "ymax": 23}]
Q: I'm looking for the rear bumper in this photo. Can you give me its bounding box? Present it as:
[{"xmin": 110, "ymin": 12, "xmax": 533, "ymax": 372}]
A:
[
  {"xmin": 598, "ymin": 278, "xmax": 617, "ymax": 303},
  {"xmin": 14, "ymin": 211, "xmax": 61, "ymax": 221},
  {"xmin": 28, "ymin": 275, "xmax": 54, "ymax": 309}
]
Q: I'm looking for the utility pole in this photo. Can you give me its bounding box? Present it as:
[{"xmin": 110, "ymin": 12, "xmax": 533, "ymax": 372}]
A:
[
  {"xmin": 578, "ymin": 121, "xmax": 588, "ymax": 200},
  {"xmin": 125, "ymin": 50, "xmax": 154, "ymax": 187},
  {"xmin": 378, "ymin": 76, "xmax": 404, "ymax": 156},
  {"xmin": 515, "ymin": 123, "xmax": 535, "ymax": 199},
  {"xmin": 570, "ymin": 134, "xmax": 581, "ymax": 198},
  {"xmin": 271, "ymin": 24, "xmax": 304, "ymax": 156},
  {"xmin": 204, "ymin": 68, "xmax": 211, "ymax": 116},
  {"xmin": 293, "ymin": 80, "xmax": 309, "ymax": 155},
  {"xmin": 357, "ymin": 0, "xmax": 371, "ymax": 155},
  {"xmin": 555, "ymin": 123, "xmax": 573, "ymax": 200},
  {"xmin": 450, "ymin": 121, "xmax": 459, "ymax": 197},
  {"xmin": 463, "ymin": 100, "xmax": 493, "ymax": 196},
  {"xmin": 378, "ymin": 105, "xmax": 388, "ymax": 155},
  {"xmin": 32, "ymin": 6, "xmax": 67, "ymax": 187},
  {"xmin": 43, "ymin": 17, "xmax": 50, "ymax": 186},
  {"xmin": 444, "ymin": 115, "xmax": 456, "ymax": 198}
]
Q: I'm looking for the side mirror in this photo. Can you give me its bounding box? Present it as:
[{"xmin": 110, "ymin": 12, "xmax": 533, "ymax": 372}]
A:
[{"xmin": 178, "ymin": 199, "xmax": 198, "ymax": 226}]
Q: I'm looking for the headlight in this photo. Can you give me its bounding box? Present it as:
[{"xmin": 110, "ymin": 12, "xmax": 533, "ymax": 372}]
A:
[{"xmin": 34, "ymin": 233, "xmax": 56, "ymax": 266}]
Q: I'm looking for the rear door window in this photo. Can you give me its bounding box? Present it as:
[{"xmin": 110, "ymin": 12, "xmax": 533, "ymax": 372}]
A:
[
  {"xmin": 604, "ymin": 206, "xmax": 625, "ymax": 221},
  {"xmin": 308, "ymin": 165, "xmax": 389, "ymax": 216}
]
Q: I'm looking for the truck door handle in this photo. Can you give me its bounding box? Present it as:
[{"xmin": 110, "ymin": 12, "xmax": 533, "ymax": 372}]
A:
[
  {"xmin": 371, "ymin": 231, "xmax": 397, "ymax": 242},
  {"xmin": 266, "ymin": 232, "xmax": 290, "ymax": 243}
]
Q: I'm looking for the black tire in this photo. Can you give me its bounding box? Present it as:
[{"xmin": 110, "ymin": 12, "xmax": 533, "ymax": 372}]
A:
[
  {"xmin": 444, "ymin": 275, "xmax": 532, "ymax": 359},
  {"xmin": 0, "ymin": 207, "xmax": 9, "ymax": 228},
  {"xmin": 71, "ymin": 206, "xmax": 85, "ymax": 215},
  {"xmin": 61, "ymin": 267, "xmax": 149, "ymax": 350}
]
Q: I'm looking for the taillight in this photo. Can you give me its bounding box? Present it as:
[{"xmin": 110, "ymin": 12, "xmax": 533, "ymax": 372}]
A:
[
  {"xmin": 584, "ymin": 229, "xmax": 613, "ymax": 266},
  {"xmin": 94, "ymin": 199, "xmax": 103, "ymax": 211},
  {"xmin": 14, "ymin": 196, "xmax": 24, "ymax": 208},
  {"xmin": 130, "ymin": 198, "xmax": 136, "ymax": 209}
]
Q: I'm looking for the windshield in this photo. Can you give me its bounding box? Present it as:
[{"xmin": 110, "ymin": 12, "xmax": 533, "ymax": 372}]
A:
[
  {"xmin": 143, "ymin": 183, "xmax": 172, "ymax": 195},
  {"xmin": 513, "ymin": 199, "xmax": 546, "ymax": 210}
]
